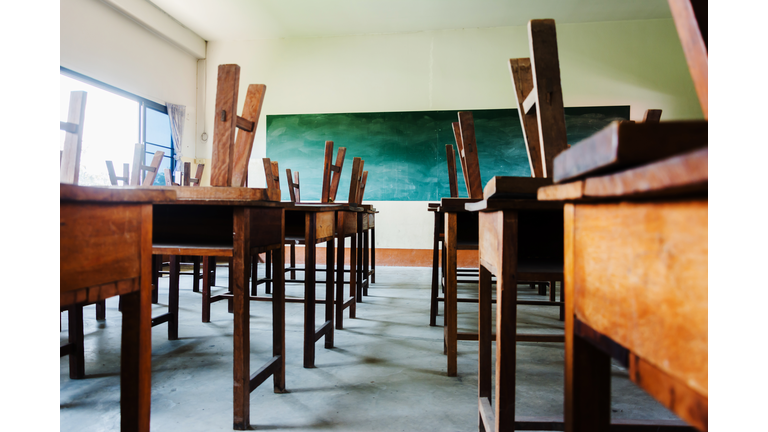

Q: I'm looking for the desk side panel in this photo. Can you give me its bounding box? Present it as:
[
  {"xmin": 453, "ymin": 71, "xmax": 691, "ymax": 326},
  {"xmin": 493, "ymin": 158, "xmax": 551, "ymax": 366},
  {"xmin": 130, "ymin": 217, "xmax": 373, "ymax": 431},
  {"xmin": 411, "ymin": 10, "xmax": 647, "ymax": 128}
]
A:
[
  {"xmin": 572, "ymin": 200, "xmax": 707, "ymax": 398},
  {"xmin": 60, "ymin": 203, "xmax": 142, "ymax": 294}
]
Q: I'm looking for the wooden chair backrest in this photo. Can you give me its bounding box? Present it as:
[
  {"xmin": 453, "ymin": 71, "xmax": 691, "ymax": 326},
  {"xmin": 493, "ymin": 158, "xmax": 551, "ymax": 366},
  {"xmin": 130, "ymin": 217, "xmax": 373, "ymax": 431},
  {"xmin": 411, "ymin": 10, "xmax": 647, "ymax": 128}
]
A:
[
  {"xmin": 455, "ymin": 112, "xmax": 483, "ymax": 199},
  {"xmin": 347, "ymin": 157, "xmax": 364, "ymax": 205},
  {"xmin": 163, "ymin": 168, "xmax": 178, "ymax": 186},
  {"xmin": 210, "ymin": 64, "xmax": 267, "ymax": 187},
  {"xmin": 643, "ymin": 109, "xmax": 662, "ymax": 123},
  {"xmin": 508, "ymin": 19, "xmax": 567, "ymax": 178},
  {"xmin": 130, "ymin": 143, "xmax": 163, "ymax": 186},
  {"xmin": 358, "ymin": 171, "xmax": 368, "ymax": 203},
  {"xmin": 106, "ymin": 161, "xmax": 130, "ymax": 185},
  {"xmin": 60, "ymin": 91, "xmax": 87, "ymax": 184},
  {"xmin": 445, "ymin": 144, "xmax": 459, "ymax": 198},
  {"xmin": 262, "ymin": 158, "xmax": 280, "ymax": 191},
  {"xmin": 286, "ymin": 169, "xmax": 300, "ymax": 203},
  {"xmin": 321, "ymin": 141, "xmax": 347, "ymax": 203},
  {"xmin": 668, "ymin": 0, "xmax": 707, "ymax": 119}
]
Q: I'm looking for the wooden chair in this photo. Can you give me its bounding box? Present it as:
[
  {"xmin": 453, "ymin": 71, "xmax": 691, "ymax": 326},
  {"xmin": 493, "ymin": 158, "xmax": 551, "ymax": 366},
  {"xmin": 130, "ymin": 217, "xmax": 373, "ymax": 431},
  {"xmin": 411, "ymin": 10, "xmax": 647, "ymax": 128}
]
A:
[
  {"xmin": 157, "ymin": 162, "xmax": 209, "ymax": 299},
  {"xmin": 269, "ymin": 142, "xmax": 346, "ymax": 293},
  {"xmin": 190, "ymin": 65, "xmax": 267, "ymax": 324}
]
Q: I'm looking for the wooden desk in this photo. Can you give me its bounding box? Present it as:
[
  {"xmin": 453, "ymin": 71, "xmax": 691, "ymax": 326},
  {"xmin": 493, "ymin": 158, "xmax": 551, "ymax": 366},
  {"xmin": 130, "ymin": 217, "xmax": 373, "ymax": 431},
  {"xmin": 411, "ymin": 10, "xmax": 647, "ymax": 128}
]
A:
[
  {"xmin": 464, "ymin": 178, "xmax": 565, "ymax": 432},
  {"xmin": 335, "ymin": 205, "xmax": 361, "ymax": 328},
  {"xmin": 148, "ymin": 186, "xmax": 285, "ymax": 430},
  {"xmin": 428, "ymin": 203, "xmax": 443, "ymax": 327},
  {"xmin": 441, "ymin": 197, "xmax": 481, "ymax": 376},
  {"xmin": 281, "ymin": 203, "xmax": 341, "ymax": 367},
  {"xmin": 540, "ymin": 146, "xmax": 708, "ymax": 432},
  {"xmin": 60, "ymin": 184, "xmax": 176, "ymax": 432},
  {"xmin": 355, "ymin": 206, "xmax": 377, "ymax": 299}
]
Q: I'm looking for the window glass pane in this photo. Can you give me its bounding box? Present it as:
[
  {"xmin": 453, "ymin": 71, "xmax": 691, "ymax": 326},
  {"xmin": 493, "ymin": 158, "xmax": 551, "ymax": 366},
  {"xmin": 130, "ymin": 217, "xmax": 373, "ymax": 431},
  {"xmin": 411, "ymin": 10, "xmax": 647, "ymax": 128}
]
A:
[
  {"xmin": 146, "ymin": 108, "xmax": 171, "ymax": 148},
  {"xmin": 60, "ymin": 75, "xmax": 139, "ymax": 186},
  {"xmin": 145, "ymin": 154, "xmax": 171, "ymax": 185}
]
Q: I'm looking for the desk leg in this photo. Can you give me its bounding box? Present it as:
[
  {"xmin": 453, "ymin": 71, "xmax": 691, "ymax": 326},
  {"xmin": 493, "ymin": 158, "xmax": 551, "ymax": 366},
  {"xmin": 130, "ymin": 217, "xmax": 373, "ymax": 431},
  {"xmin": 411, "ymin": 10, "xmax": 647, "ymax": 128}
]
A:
[
  {"xmin": 336, "ymin": 234, "xmax": 345, "ymax": 330},
  {"xmin": 478, "ymin": 265, "xmax": 493, "ymax": 431},
  {"xmin": 168, "ymin": 255, "xmax": 180, "ymax": 340},
  {"xmin": 495, "ymin": 210, "xmax": 518, "ymax": 431},
  {"xmin": 121, "ymin": 204, "xmax": 152, "ymax": 432},
  {"xmin": 273, "ymin": 240, "xmax": 286, "ymax": 392},
  {"xmin": 349, "ymin": 232, "xmax": 357, "ymax": 318},
  {"xmin": 444, "ymin": 212, "xmax": 457, "ymax": 377},
  {"xmin": 304, "ymin": 213, "xmax": 317, "ymax": 368},
  {"xmin": 371, "ymin": 226, "xmax": 376, "ymax": 284},
  {"xmin": 356, "ymin": 223, "xmax": 364, "ymax": 302},
  {"xmin": 430, "ymin": 210, "xmax": 441, "ymax": 327},
  {"xmin": 363, "ymin": 228, "xmax": 369, "ymax": 296},
  {"xmin": 290, "ymin": 243, "xmax": 296, "ymax": 280},
  {"xmin": 233, "ymin": 208, "xmax": 252, "ymax": 429},
  {"xmin": 325, "ymin": 239, "xmax": 335, "ymax": 348},
  {"xmin": 68, "ymin": 305, "xmax": 84, "ymax": 379}
]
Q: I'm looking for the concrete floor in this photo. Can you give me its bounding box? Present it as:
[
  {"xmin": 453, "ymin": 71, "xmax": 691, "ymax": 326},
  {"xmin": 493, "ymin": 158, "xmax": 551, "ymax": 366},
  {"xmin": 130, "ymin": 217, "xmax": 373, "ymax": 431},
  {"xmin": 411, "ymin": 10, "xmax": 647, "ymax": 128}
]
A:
[{"xmin": 60, "ymin": 265, "xmax": 680, "ymax": 431}]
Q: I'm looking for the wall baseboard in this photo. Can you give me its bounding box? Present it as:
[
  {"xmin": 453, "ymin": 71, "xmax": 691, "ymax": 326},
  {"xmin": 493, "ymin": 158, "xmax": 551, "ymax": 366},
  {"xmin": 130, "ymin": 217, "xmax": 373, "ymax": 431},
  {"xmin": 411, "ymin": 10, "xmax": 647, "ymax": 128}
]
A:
[{"xmin": 245, "ymin": 246, "xmax": 479, "ymax": 269}]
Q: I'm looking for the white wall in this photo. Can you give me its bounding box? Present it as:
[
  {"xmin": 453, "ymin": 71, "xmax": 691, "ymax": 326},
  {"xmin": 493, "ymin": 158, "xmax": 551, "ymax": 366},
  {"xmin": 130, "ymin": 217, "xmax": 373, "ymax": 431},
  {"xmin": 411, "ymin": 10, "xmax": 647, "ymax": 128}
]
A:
[
  {"xmin": 60, "ymin": 0, "xmax": 200, "ymax": 159},
  {"xmin": 200, "ymin": 19, "xmax": 701, "ymax": 250}
]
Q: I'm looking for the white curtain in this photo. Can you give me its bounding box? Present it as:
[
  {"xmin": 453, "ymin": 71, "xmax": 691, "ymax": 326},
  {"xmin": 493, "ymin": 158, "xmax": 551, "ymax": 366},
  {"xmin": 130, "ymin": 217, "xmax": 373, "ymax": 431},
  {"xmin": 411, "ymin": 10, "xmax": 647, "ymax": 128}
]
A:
[{"xmin": 167, "ymin": 103, "xmax": 185, "ymax": 173}]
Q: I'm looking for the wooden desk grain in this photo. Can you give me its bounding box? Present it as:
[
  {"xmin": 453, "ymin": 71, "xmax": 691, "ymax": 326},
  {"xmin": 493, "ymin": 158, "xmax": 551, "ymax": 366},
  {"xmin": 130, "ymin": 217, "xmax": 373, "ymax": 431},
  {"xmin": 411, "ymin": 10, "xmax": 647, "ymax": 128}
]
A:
[{"xmin": 61, "ymin": 184, "xmax": 175, "ymax": 432}]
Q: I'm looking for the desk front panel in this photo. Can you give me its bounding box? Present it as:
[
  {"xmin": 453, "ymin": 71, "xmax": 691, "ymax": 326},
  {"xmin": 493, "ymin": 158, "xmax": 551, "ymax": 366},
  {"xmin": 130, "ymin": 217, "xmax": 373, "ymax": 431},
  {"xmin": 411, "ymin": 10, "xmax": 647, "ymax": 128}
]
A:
[
  {"xmin": 571, "ymin": 199, "xmax": 708, "ymax": 398},
  {"xmin": 61, "ymin": 202, "xmax": 143, "ymax": 295}
]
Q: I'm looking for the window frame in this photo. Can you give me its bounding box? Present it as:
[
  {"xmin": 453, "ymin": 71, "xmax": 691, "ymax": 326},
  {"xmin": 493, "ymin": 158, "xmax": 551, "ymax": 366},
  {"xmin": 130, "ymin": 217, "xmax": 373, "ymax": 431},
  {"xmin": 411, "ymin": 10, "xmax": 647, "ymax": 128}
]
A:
[{"xmin": 60, "ymin": 67, "xmax": 175, "ymax": 182}]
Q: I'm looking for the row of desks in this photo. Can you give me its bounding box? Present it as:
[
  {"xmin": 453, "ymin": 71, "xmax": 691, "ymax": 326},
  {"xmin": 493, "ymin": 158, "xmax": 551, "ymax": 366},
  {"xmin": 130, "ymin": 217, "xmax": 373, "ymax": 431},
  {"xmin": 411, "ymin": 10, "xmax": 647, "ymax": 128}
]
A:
[{"xmin": 60, "ymin": 184, "xmax": 376, "ymax": 431}]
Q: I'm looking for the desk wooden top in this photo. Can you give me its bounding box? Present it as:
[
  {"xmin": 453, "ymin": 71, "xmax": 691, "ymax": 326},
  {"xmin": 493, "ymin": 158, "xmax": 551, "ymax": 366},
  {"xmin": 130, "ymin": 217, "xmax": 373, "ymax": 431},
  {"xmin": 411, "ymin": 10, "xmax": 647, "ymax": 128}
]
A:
[
  {"xmin": 139, "ymin": 185, "xmax": 281, "ymax": 204},
  {"xmin": 60, "ymin": 184, "xmax": 176, "ymax": 203},
  {"xmin": 552, "ymin": 120, "xmax": 707, "ymax": 184},
  {"xmin": 282, "ymin": 202, "xmax": 343, "ymax": 212},
  {"xmin": 539, "ymin": 147, "xmax": 707, "ymax": 202}
]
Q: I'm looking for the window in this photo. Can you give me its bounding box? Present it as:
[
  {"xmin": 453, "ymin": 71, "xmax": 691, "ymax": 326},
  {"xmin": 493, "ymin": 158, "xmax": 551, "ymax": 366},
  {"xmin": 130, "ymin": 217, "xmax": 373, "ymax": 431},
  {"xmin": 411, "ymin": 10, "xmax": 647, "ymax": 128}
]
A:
[
  {"xmin": 142, "ymin": 103, "xmax": 173, "ymax": 185},
  {"xmin": 60, "ymin": 67, "xmax": 174, "ymax": 186}
]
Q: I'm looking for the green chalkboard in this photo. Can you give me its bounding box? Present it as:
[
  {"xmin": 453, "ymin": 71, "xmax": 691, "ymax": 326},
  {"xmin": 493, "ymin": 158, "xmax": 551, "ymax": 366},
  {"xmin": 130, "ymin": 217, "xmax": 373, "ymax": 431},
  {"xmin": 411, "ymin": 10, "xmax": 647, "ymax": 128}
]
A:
[{"xmin": 266, "ymin": 106, "xmax": 629, "ymax": 201}]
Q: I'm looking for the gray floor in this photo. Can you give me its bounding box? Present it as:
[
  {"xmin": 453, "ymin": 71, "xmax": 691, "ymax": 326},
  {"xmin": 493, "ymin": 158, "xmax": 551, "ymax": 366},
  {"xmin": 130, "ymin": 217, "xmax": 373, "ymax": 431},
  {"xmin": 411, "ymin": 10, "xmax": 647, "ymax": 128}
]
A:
[{"xmin": 60, "ymin": 265, "xmax": 680, "ymax": 431}]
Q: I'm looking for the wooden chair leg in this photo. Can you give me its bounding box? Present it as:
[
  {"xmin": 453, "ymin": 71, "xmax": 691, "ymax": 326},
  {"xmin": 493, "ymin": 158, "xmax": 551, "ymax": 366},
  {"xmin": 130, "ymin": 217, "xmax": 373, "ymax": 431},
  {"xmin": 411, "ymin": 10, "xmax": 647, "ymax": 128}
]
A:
[
  {"xmin": 538, "ymin": 282, "xmax": 547, "ymax": 295},
  {"xmin": 95, "ymin": 300, "xmax": 106, "ymax": 320},
  {"xmin": 193, "ymin": 256, "xmax": 201, "ymax": 293},
  {"xmin": 168, "ymin": 255, "xmax": 180, "ymax": 340},
  {"xmin": 250, "ymin": 255, "xmax": 258, "ymax": 296},
  {"xmin": 290, "ymin": 243, "xmax": 296, "ymax": 280},
  {"xmin": 370, "ymin": 227, "xmax": 375, "ymax": 284},
  {"xmin": 202, "ymin": 256, "xmax": 212, "ymax": 323},
  {"xmin": 227, "ymin": 258, "xmax": 234, "ymax": 313},
  {"xmin": 560, "ymin": 280, "xmax": 565, "ymax": 321},
  {"xmin": 363, "ymin": 228, "xmax": 369, "ymax": 296},
  {"xmin": 549, "ymin": 280, "xmax": 557, "ymax": 302},
  {"xmin": 272, "ymin": 244, "xmax": 286, "ymax": 392},
  {"xmin": 265, "ymin": 250, "xmax": 272, "ymax": 295},
  {"xmin": 152, "ymin": 255, "xmax": 161, "ymax": 304},
  {"xmin": 68, "ymin": 305, "xmax": 85, "ymax": 379}
]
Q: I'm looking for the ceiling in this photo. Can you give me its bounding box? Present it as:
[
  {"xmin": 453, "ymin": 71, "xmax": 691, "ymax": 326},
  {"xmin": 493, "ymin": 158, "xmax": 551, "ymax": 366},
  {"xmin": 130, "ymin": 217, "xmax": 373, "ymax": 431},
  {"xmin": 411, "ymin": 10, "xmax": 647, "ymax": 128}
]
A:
[{"xmin": 148, "ymin": 0, "xmax": 672, "ymax": 42}]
